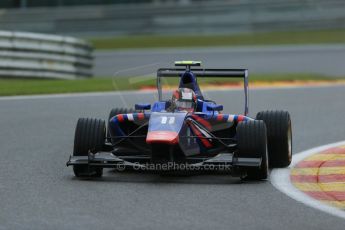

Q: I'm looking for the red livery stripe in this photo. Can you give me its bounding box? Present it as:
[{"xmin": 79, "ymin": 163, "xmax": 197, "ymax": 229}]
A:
[
  {"xmin": 117, "ymin": 114, "xmax": 124, "ymax": 122},
  {"xmin": 191, "ymin": 114, "xmax": 211, "ymax": 130},
  {"xmin": 217, "ymin": 114, "xmax": 223, "ymax": 121},
  {"xmin": 146, "ymin": 131, "xmax": 179, "ymax": 144},
  {"xmin": 137, "ymin": 113, "xmax": 144, "ymax": 120},
  {"xmin": 189, "ymin": 123, "xmax": 212, "ymax": 148},
  {"xmin": 237, "ymin": 115, "xmax": 244, "ymax": 122}
]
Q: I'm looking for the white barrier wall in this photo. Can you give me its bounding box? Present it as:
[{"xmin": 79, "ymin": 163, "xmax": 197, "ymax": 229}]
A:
[
  {"xmin": 0, "ymin": 31, "xmax": 93, "ymax": 79},
  {"xmin": 0, "ymin": 0, "xmax": 344, "ymax": 37}
]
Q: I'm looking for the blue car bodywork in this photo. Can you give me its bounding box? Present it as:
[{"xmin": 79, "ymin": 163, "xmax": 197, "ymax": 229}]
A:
[{"xmin": 67, "ymin": 62, "xmax": 261, "ymax": 174}]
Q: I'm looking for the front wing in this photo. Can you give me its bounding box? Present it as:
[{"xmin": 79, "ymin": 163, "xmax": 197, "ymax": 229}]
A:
[{"xmin": 66, "ymin": 151, "xmax": 262, "ymax": 174}]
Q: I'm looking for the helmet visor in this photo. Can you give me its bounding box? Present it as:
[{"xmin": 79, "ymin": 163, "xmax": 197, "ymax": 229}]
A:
[{"xmin": 175, "ymin": 100, "xmax": 195, "ymax": 110}]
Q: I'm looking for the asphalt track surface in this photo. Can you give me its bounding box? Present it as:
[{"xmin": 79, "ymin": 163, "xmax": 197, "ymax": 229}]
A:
[
  {"xmin": 1, "ymin": 85, "xmax": 345, "ymax": 229},
  {"xmin": 94, "ymin": 45, "xmax": 345, "ymax": 77}
]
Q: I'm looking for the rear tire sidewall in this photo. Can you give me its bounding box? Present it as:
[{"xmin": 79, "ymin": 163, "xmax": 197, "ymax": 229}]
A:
[{"xmin": 256, "ymin": 110, "xmax": 292, "ymax": 168}]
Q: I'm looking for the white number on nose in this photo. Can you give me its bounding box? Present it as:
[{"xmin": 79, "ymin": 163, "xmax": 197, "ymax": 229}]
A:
[
  {"xmin": 161, "ymin": 116, "xmax": 175, "ymax": 124},
  {"xmin": 168, "ymin": 117, "xmax": 175, "ymax": 124},
  {"xmin": 161, "ymin": 116, "xmax": 168, "ymax": 124}
]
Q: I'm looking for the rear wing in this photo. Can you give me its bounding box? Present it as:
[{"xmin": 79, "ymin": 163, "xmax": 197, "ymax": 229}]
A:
[{"xmin": 157, "ymin": 68, "xmax": 249, "ymax": 116}]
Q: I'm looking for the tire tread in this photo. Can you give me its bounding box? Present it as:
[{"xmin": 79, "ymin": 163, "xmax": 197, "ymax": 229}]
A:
[{"xmin": 73, "ymin": 118, "xmax": 105, "ymax": 177}]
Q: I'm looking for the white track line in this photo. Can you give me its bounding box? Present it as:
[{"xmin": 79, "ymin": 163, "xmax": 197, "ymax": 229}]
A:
[{"xmin": 270, "ymin": 140, "xmax": 345, "ymax": 219}]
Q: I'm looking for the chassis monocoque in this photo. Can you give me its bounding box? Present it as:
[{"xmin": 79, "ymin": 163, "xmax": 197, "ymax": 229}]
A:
[{"xmin": 67, "ymin": 61, "xmax": 292, "ymax": 180}]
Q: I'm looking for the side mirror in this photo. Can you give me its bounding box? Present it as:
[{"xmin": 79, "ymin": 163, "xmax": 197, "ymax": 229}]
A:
[
  {"xmin": 207, "ymin": 104, "xmax": 223, "ymax": 112},
  {"xmin": 135, "ymin": 103, "xmax": 151, "ymax": 110}
]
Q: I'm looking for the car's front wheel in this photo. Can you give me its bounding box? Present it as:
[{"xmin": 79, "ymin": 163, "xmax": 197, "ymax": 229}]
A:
[
  {"xmin": 237, "ymin": 120, "xmax": 269, "ymax": 180},
  {"xmin": 73, "ymin": 118, "xmax": 106, "ymax": 177}
]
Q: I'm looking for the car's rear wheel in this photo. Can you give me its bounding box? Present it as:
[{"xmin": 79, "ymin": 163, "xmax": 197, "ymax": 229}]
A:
[
  {"xmin": 256, "ymin": 110, "xmax": 292, "ymax": 168},
  {"xmin": 73, "ymin": 118, "xmax": 106, "ymax": 177},
  {"xmin": 237, "ymin": 120, "xmax": 268, "ymax": 180},
  {"xmin": 107, "ymin": 108, "xmax": 135, "ymax": 141}
]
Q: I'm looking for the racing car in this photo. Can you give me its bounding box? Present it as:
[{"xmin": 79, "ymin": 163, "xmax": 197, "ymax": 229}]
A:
[{"xmin": 67, "ymin": 61, "xmax": 292, "ymax": 180}]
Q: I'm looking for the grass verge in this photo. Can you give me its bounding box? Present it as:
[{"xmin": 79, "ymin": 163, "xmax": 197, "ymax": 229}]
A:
[
  {"xmin": 90, "ymin": 29, "xmax": 345, "ymax": 50},
  {"xmin": 0, "ymin": 74, "xmax": 344, "ymax": 96}
]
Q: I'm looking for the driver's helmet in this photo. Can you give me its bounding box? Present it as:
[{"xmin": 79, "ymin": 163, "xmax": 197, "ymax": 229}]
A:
[{"xmin": 171, "ymin": 88, "xmax": 197, "ymax": 112}]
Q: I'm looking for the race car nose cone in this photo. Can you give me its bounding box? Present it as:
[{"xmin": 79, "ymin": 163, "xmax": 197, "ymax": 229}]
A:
[{"xmin": 146, "ymin": 131, "xmax": 179, "ymax": 144}]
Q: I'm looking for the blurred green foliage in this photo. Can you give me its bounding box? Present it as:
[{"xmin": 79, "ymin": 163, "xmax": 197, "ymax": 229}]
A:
[{"xmin": 0, "ymin": 73, "xmax": 341, "ymax": 96}]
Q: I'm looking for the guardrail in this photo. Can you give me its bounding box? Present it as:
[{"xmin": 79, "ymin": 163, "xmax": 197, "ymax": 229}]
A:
[
  {"xmin": 0, "ymin": 0, "xmax": 344, "ymax": 37},
  {"xmin": 0, "ymin": 31, "xmax": 93, "ymax": 79}
]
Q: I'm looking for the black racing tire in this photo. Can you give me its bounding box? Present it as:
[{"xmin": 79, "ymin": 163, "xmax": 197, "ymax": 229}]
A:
[
  {"xmin": 73, "ymin": 118, "xmax": 106, "ymax": 178},
  {"xmin": 256, "ymin": 110, "xmax": 292, "ymax": 168},
  {"xmin": 237, "ymin": 120, "xmax": 268, "ymax": 180},
  {"xmin": 107, "ymin": 108, "xmax": 135, "ymax": 141}
]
